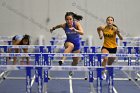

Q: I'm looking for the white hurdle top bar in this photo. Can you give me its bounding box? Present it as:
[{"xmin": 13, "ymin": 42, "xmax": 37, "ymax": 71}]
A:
[
  {"xmin": 0, "ymin": 65, "xmax": 140, "ymax": 71},
  {"xmin": 0, "ymin": 45, "xmax": 64, "ymax": 49},
  {"xmin": 0, "ymin": 53, "xmax": 139, "ymax": 57},
  {"xmin": 0, "ymin": 45, "xmax": 139, "ymax": 48}
]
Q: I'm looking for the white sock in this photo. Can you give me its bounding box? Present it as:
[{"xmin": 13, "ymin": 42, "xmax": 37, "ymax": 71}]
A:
[{"xmin": 61, "ymin": 60, "xmax": 64, "ymax": 63}]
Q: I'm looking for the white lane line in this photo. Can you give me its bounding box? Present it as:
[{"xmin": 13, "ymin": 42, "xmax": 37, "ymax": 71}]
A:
[
  {"xmin": 137, "ymin": 73, "xmax": 140, "ymax": 78},
  {"xmin": 0, "ymin": 72, "xmax": 5, "ymax": 77},
  {"xmin": 0, "ymin": 71, "xmax": 10, "ymax": 84},
  {"xmin": 123, "ymin": 71, "xmax": 140, "ymax": 89},
  {"xmin": 113, "ymin": 87, "xmax": 118, "ymax": 93},
  {"xmin": 69, "ymin": 75, "xmax": 73, "ymax": 93},
  {"xmin": 31, "ymin": 75, "xmax": 35, "ymax": 87}
]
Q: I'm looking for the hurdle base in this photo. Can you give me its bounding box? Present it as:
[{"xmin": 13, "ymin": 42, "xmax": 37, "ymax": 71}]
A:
[
  {"xmin": 47, "ymin": 77, "xmax": 137, "ymax": 81},
  {"xmin": 48, "ymin": 77, "xmax": 86, "ymax": 80},
  {"xmin": 84, "ymin": 77, "xmax": 88, "ymax": 80}
]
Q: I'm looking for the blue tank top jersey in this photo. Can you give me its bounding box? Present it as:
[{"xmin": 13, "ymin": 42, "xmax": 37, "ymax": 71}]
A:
[
  {"xmin": 64, "ymin": 22, "xmax": 81, "ymax": 51},
  {"xmin": 64, "ymin": 22, "xmax": 80, "ymax": 43}
]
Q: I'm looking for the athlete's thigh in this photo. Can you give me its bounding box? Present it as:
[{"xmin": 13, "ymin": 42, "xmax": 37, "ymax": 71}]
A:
[
  {"xmin": 64, "ymin": 42, "xmax": 74, "ymax": 48},
  {"xmin": 72, "ymin": 50, "xmax": 80, "ymax": 61},
  {"xmin": 101, "ymin": 48, "xmax": 109, "ymax": 53},
  {"xmin": 108, "ymin": 57, "xmax": 116, "ymax": 65}
]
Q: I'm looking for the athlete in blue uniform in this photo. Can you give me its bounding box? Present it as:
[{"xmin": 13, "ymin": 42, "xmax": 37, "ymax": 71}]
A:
[
  {"xmin": 50, "ymin": 12, "xmax": 84, "ymax": 70},
  {"xmin": 9, "ymin": 34, "xmax": 30, "ymax": 65}
]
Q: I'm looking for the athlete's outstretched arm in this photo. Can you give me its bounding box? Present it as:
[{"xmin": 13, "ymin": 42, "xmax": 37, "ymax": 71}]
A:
[
  {"xmin": 117, "ymin": 31, "xmax": 123, "ymax": 40},
  {"xmin": 97, "ymin": 26, "xmax": 103, "ymax": 39},
  {"xmin": 50, "ymin": 24, "xmax": 64, "ymax": 33},
  {"xmin": 75, "ymin": 22, "xmax": 84, "ymax": 35},
  {"xmin": 115, "ymin": 28, "xmax": 123, "ymax": 40}
]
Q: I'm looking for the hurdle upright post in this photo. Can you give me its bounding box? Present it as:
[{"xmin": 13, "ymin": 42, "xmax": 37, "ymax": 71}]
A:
[
  {"xmin": 134, "ymin": 47, "xmax": 139, "ymax": 65},
  {"xmin": 47, "ymin": 46, "xmax": 54, "ymax": 65},
  {"xmin": 96, "ymin": 54, "xmax": 102, "ymax": 66},
  {"xmin": 134, "ymin": 47, "xmax": 140, "ymax": 81},
  {"xmin": 35, "ymin": 54, "xmax": 40, "ymax": 82},
  {"xmin": 122, "ymin": 42, "xmax": 127, "ymax": 61},
  {"xmin": 127, "ymin": 47, "xmax": 133, "ymax": 66},
  {"xmin": 3, "ymin": 46, "xmax": 8, "ymax": 65},
  {"xmin": 36, "ymin": 67, "xmax": 43, "ymax": 93},
  {"xmin": 88, "ymin": 54, "xmax": 94, "ymax": 82},
  {"xmin": 127, "ymin": 47, "xmax": 133, "ymax": 80},
  {"xmin": 43, "ymin": 53, "xmax": 50, "ymax": 93},
  {"xmin": 96, "ymin": 67, "xmax": 102, "ymax": 93},
  {"xmin": 43, "ymin": 53, "xmax": 49, "ymax": 82},
  {"xmin": 106, "ymin": 67, "xmax": 114, "ymax": 93},
  {"xmin": 88, "ymin": 53, "xmax": 96, "ymax": 93},
  {"xmin": 26, "ymin": 67, "xmax": 32, "ymax": 93},
  {"xmin": 83, "ymin": 46, "xmax": 89, "ymax": 66},
  {"xmin": 91, "ymin": 46, "xmax": 96, "ymax": 66},
  {"xmin": 91, "ymin": 46, "xmax": 101, "ymax": 66},
  {"xmin": 82, "ymin": 46, "xmax": 89, "ymax": 80}
]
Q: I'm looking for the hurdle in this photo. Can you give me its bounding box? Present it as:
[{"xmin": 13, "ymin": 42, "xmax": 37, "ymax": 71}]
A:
[
  {"xmin": 82, "ymin": 46, "xmax": 140, "ymax": 63},
  {"xmin": 1, "ymin": 45, "xmax": 139, "ymax": 79},
  {"xmin": 0, "ymin": 53, "xmax": 43, "ymax": 93},
  {"xmin": 41, "ymin": 53, "xmax": 140, "ymax": 93},
  {"xmin": 0, "ymin": 45, "xmax": 57, "ymax": 93},
  {"xmin": 0, "ymin": 45, "xmax": 70, "ymax": 93},
  {"xmin": 0, "ymin": 37, "xmax": 13, "ymax": 82},
  {"xmin": 0, "ymin": 64, "xmax": 140, "ymax": 93},
  {"xmin": 0, "ymin": 51, "xmax": 140, "ymax": 93},
  {"xmin": 43, "ymin": 45, "xmax": 140, "ymax": 83}
]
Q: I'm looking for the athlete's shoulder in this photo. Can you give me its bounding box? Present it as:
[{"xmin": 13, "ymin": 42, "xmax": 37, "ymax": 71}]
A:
[
  {"xmin": 102, "ymin": 25, "xmax": 107, "ymax": 29},
  {"xmin": 98, "ymin": 25, "xmax": 106, "ymax": 30},
  {"xmin": 74, "ymin": 21, "xmax": 81, "ymax": 25},
  {"xmin": 112, "ymin": 26, "xmax": 118, "ymax": 31},
  {"xmin": 61, "ymin": 23, "xmax": 66, "ymax": 28}
]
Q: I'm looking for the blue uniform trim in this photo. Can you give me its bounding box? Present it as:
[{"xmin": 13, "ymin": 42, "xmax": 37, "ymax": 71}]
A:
[
  {"xmin": 12, "ymin": 35, "xmax": 24, "ymax": 41},
  {"xmin": 64, "ymin": 22, "xmax": 80, "ymax": 52}
]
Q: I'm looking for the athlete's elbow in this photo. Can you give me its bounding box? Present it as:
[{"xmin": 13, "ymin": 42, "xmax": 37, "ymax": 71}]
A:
[
  {"xmin": 81, "ymin": 32, "xmax": 84, "ymax": 35},
  {"xmin": 118, "ymin": 36, "xmax": 123, "ymax": 40},
  {"xmin": 120, "ymin": 37, "xmax": 123, "ymax": 40}
]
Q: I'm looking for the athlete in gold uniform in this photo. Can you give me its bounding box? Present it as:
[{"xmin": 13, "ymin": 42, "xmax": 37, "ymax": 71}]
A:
[{"xmin": 97, "ymin": 16, "xmax": 123, "ymax": 78}]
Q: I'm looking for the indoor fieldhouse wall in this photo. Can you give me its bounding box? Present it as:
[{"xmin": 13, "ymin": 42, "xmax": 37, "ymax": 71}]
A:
[{"xmin": 0, "ymin": 0, "xmax": 139, "ymax": 45}]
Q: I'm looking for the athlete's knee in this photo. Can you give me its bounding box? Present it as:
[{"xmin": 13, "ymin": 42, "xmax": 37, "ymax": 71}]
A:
[
  {"xmin": 72, "ymin": 61, "xmax": 78, "ymax": 66},
  {"xmin": 72, "ymin": 57, "xmax": 79, "ymax": 65},
  {"xmin": 103, "ymin": 57, "xmax": 108, "ymax": 62},
  {"xmin": 67, "ymin": 43, "xmax": 74, "ymax": 49}
]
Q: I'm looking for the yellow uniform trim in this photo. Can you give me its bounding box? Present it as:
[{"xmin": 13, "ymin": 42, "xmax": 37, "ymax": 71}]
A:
[{"xmin": 103, "ymin": 26, "xmax": 117, "ymax": 48}]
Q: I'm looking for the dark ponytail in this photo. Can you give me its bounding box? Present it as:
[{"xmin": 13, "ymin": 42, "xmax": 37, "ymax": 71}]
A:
[
  {"xmin": 20, "ymin": 34, "xmax": 30, "ymax": 45},
  {"xmin": 65, "ymin": 12, "xmax": 83, "ymax": 21},
  {"xmin": 112, "ymin": 24, "xmax": 118, "ymax": 29}
]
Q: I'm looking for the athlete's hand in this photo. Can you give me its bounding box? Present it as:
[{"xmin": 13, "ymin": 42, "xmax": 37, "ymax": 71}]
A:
[
  {"xmin": 50, "ymin": 29, "xmax": 53, "ymax": 33},
  {"xmin": 99, "ymin": 35, "xmax": 103, "ymax": 40},
  {"xmin": 115, "ymin": 30, "xmax": 120, "ymax": 34},
  {"xmin": 69, "ymin": 27, "xmax": 77, "ymax": 32},
  {"xmin": 50, "ymin": 27, "xmax": 55, "ymax": 33}
]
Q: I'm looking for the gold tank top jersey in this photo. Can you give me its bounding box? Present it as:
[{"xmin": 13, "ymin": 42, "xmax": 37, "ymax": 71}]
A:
[{"xmin": 103, "ymin": 26, "xmax": 117, "ymax": 48}]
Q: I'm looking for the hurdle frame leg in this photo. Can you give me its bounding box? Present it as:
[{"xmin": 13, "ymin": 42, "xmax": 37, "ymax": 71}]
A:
[
  {"xmin": 128, "ymin": 57, "xmax": 132, "ymax": 80},
  {"xmin": 84, "ymin": 56, "xmax": 89, "ymax": 80},
  {"xmin": 107, "ymin": 67, "xmax": 114, "ymax": 93},
  {"xmin": 96, "ymin": 68, "xmax": 102, "ymax": 93},
  {"xmin": 26, "ymin": 67, "xmax": 32, "ymax": 93},
  {"xmin": 89, "ymin": 82, "xmax": 96, "ymax": 93},
  {"xmin": 43, "ymin": 54, "xmax": 49, "ymax": 93},
  {"xmin": 43, "ymin": 83, "xmax": 48, "ymax": 93}
]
